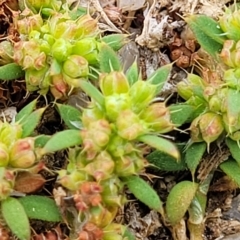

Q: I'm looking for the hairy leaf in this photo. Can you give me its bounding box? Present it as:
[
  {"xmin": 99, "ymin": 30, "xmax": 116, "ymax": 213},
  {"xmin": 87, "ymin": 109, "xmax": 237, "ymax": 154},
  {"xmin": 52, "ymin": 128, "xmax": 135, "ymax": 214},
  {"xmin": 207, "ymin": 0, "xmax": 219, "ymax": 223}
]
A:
[
  {"xmin": 0, "ymin": 63, "xmax": 25, "ymax": 81},
  {"xmin": 169, "ymin": 104, "xmax": 195, "ymax": 126},
  {"xmin": 99, "ymin": 44, "xmax": 121, "ymax": 72},
  {"xmin": 166, "ymin": 181, "xmax": 198, "ymax": 225},
  {"xmin": 15, "ymin": 99, "xmax": 37, "ymax": 123},
  {"xmin": 138, "ymin": 135, "xmax": 179, "ymax": 159},
  {"xmin": 78, "ymin": 80, "xmax": 104, "ymax": 107},
  {"xmin": 102, "ymin": 34, "xmax": 128, "ymax": 51},
  {"xmin": 124, "ymin": 176, "xmax": 163, "ymax": 212},
  {"xmin": 147, "ymin": 64, "xmax": 172, "ymax": 93},
  {"xmin": 57, "ymin": 104, "xmax": 82, "ymax": 129},
  {"xmin": 42, "ymin": 129, "xmax": 82, "ymax": 153},
  {"xmin": 220, "ymin": 159, "xmax": 240, "ymax": 187},
  {"xmin": 146, "ymin": 144, "xmax": 186, "ymax": 171},
  {"xmin": 19, "ymin": 195, "xmax": 61, "ymax": 222},
  {"xmin": 21, "ymin": 108, "xmax": 45, "ymax": 137},
  {"xmin": 186, "ymin": 15, "xmax": 225, "ymax": 57},
  {"xmin": 2, "ymin": 197, "xmax": 30, "ymax": 240},
  {"xmin": 185, "ymin": 142, "xmax": 207, "ymax": 176},
  {"xmin": 226, "ymin": 138, "xmax": 240, "ymax": 166},
  {"xmin": 126, "ymin": 61, "xmax": 139, "ymax": 86}
]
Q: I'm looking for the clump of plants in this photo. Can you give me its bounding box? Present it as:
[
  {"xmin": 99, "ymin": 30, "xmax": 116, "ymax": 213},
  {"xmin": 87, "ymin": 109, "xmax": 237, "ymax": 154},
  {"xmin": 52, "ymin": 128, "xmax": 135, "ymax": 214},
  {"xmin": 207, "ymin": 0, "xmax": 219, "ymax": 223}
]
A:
[
  {"xmin": 151, "ymin": 4, "xmax": 240, "ymax": 240},
  {"xmin": 1, "ymin": 0, "xmax": 126, "ymax": 99},
  {"xmin": 55, "ymin": 45, "xmax": 179, "ymax": 239}
]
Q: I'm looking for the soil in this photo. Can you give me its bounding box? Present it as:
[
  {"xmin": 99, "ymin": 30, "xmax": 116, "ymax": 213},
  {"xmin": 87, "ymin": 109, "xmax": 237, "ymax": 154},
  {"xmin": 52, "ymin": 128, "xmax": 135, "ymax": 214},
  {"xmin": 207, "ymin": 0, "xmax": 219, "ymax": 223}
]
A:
[{"xmin": 1, "ymin": 0, "xmax": 240, "ymax": 239}]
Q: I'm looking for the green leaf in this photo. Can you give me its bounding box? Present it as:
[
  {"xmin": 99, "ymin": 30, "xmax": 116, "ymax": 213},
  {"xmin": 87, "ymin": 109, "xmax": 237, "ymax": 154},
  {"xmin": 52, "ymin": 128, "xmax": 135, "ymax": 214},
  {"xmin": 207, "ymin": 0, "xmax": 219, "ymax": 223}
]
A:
[
  {"xmin": 126, "ymin": 61, "xmax": 139, "ymax": 86},
  {"xmin": 34, "ymin": 135, "xmax": 51, "ymax": 148},
  {"xmin": 0, "ymin": 63, "xmax": 25, "ymax": 81},
  {"xmin": 220, "ymin": 159, "xmax": 240, "ymax": 187},
  {"xmin": 21, "ymin": 108, "xmax": 45, "ymax": 137},
  {"xmin": 147, "ymin": 64, "xmax": 172, "ymax": 93},
  {"xmin": 15, "ymin": 99, "xmax": 37, "ymax": 123},
  {"xmin": 138, "ymin": 135, "xmax": 179, "ymax": 159},
  {"xmin": 226, "ymin": 138, "xmax": 240, "ymax": 166},
  {"xmin": 19, "ymin": 195, "xmax": 61, "ymax": 222},
  {"xmin": 166, "ymin": 181, "xmax": 198, "ymax": 225},
  {"xmin": 186, "ymin": 15, "xmax": 225, "ymax": 57},
  {"xmin": 124, "ymin": 176, "xmax": 163, "ymax": 212},
  {"xmin": 169, "ymin": 104, "xmax": 195, "ymax": 126},
  {"xmin": 2, "ymin": 197, "xmax": 30, "ymax": 240},
  {"xmin": 185, "ymin": 142, "xmax": 207, "ymax": 176},
  {"xmin": 99, "ymin": 43, "xmax": 121, "ymax": 73},
  {"xmin": 146, "ymin": 144, "xmax": 186, "ymax": 171},
  {"xmin": 101, "ymin": 34, "xmax": 128, "ymax": 51},
  {"xmin": 78, "ymin": 80, "xmax": 104, "ymax": 107},
  {"xmin": 57, "ymin": 104, "xmax": 82, "ymax": 129},
  {"xmin": 42, "ymin": 129, "xmax": 82, "ymax": 153},
  {"xmin": 226, "ymin": 89, "xmax": 240, "ymax": 132},
  {"xmin": 123, "ymin": 227, "xmax": 136, "ymax": 240}
]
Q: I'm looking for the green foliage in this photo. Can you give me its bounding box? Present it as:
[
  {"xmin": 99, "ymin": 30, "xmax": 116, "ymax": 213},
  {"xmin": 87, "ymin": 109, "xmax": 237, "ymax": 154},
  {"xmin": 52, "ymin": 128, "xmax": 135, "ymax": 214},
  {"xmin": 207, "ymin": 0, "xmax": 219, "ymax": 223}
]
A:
[
  {"xmin": 0, "ymin": 63, "xmax": 25, "ymax": 81},
  {"xmin": 19, "ymin": 195, "xmax": 62, "ymax": 222},
  {"xmin": 15, "ymin": 99, "xmax": 37, "ymax": 123},
  {"xmin": 166, "ymin": 181, "xmax": 198, "ymax": 225},
  {"xmin": 138, "ymin": 135, "xmax": 179, "ymax": 159},
  {"xmin": 126, "ymin": 61, "xmax": 139, "ymax": 86},
  {"xmin": 226, "ymin": 138, "xmax": 240, "ymax": 165},
  {"xmin": 101, "ymin": 34, "xmax": 128, "ymax": 51},
  {"xmin": 21, "ymin": 108, "xmax": 45, "ymax": 137},
  {"xmin": 57, "ymin": 104, "xmax": 82, "ymax": 129},
  {"xmin": 147, "ymin": 64, "xmax": 172, "ymax": 93},
  {"xmin": 42, "ymin": 129, "xmax": 82, "ymax": 153},
  {"xmin": 78, "ymin": 80, "xmax": 105, "ymax": 107},
  {"xmin": 2, "ymin": 197, "xmax": 30, "ymax": 240},
  {"xmin": 169, "ymin": 104, "xmax": 195, "ymax": 126},
  {"xmin": 99, "ymin": 44, "xmax": 122, "ymax": 73},
  {"xmin": 124, "ymin": 176, "xmax": 163, "ymax": 212},
  {"xmin": 220, "ymin": 159, "xmax": 240, "ymax": 187},
  {"xmin": 185, "ymin": 15, "xmax": 225, "ymax": 57},
  {"xmin": 185, "ymin": 142, "xmax": 207, "ymax": 176},
  {"xmin": 146, "ymin": 144, "xmax": 186, "ymax": 171}
]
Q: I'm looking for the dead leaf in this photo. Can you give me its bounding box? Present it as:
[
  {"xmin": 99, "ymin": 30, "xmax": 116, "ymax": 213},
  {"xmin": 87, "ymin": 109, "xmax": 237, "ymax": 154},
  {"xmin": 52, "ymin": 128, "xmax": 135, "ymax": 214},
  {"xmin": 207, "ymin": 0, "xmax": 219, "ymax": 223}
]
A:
[{"xmin": 14, "ymin": 172, "xmax": 46, "ymax": 193}]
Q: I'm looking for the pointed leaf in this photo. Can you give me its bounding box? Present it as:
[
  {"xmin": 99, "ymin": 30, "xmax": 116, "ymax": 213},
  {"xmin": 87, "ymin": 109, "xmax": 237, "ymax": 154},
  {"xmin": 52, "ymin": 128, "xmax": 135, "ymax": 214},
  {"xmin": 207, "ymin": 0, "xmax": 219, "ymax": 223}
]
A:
[
  {"xmin": 126, "ymin": 61, "xmax": 139, "ymax": 86},
  {"xmin": 226, "ymin": 89, "xmax": 240, "ymax": 132},
  {"xmin": 138, "ymin": 135, "xmax": 179, "ymax": 159},
  {"xmin": 42, "ymin": 129, "xmax": 81, "ymax": 153},
  {"xmin": 226, "ymin": 138, "xmax": 240, "ymax": 166},
  {"xmin": 2, "ymin": 197, "xmax": 30, "ymax": 240},
  {"xmin": 15, "ymin": 99, "xmax": 37, "ymax": 123},
  {"xmin": 78, "ymin": 80, "xmax": 104, "ymax": 107},
  {"xmin": 186, "ymin": 15, "xmax": 225, "ymax": 57},
  {"xmin": 99, "ymin": 44, "xmax": 121, "ymax": 73},
  {"xmin": 166, "ymin": 181, "xmax": 198, "ymax": 225},
  {"xmin": 169, "ymin": 104, "xmax": 195, "ymax": 126},
  {"xmin": 19, "ymin": 195, "xmax": 61, "ymax": 222},
  {"xmin": 124, "ymin": 176, "xmax": 163, "ymax": 212},
  {"xmin": 146, "ymin": 144, "xmax": 186, "ymax": 171},
  {"xmin": 185, "ymin": 142, "xmax": 207, "ymax": 176},
  {"xmin": 21, "ymin": 108, "xmax": 45, "ymax": 137},
  {"xmin": 102, "ymin": 34, "xmax": 128, "ymax": 51},
  {"xmin": 147, "ymin": 64, "xmax": 172, "ymax": 93},
  {"xmin": 34, "ymin": 135, "xmax": 51, "ymax": 148},
  {"xmin": 0, "ymin": 63, "xmax": 25, "ymax": 81},
  {"xmin": 57, "ymin": 104, "xmax": 82, "ymax": 129},
  {"xmin": 220, "ymin": 159, "xmax": 240, "ymax": 187}
]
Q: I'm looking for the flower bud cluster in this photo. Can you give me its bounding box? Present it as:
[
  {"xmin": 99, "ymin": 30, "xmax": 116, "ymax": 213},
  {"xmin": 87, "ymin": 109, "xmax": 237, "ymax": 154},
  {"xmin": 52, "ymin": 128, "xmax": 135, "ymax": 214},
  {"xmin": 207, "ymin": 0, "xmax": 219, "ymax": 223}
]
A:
[
  {"xmin": 0, "ymin": 120, "xmax": 40, "ymax": 199},
  {"xmin": 13, "ymin": 3, "xmax": 123, "ymax": 99},
  {"xmin": 177, "ymin": 69, "xmax": 240, "ymax": 147},
  {"xmin": 58, "ymin": 70, "xmax": 174, "ymax": 238}
]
